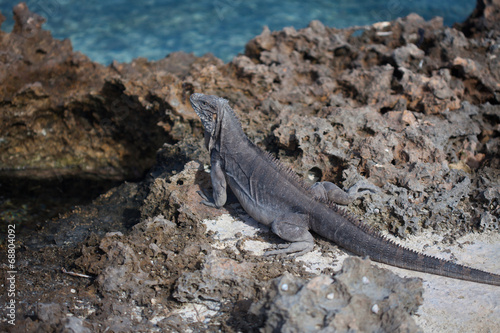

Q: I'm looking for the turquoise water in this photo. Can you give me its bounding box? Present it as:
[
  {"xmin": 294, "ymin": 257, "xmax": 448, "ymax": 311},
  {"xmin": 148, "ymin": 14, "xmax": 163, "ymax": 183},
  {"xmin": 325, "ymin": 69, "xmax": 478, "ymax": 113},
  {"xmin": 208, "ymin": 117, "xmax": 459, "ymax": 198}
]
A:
[{"xmin": 0, "ymin": 0, "xmax": 475, "ymax": 64}]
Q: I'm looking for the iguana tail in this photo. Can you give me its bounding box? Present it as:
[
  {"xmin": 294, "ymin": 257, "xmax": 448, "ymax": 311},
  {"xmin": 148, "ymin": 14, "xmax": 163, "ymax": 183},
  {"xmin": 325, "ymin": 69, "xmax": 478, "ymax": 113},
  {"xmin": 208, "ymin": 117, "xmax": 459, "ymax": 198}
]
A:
[{"xmin": 312, "ymin": 206, "xmax": 500, "ymax": 286}]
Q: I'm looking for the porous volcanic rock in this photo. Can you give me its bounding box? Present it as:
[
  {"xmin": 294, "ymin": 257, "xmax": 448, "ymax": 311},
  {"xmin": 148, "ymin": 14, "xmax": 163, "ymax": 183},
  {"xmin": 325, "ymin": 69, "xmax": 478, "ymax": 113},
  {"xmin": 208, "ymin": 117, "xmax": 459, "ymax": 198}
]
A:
[{"xmin": 2, "ymin": 0, "xmax": 500, "ymax": 332}]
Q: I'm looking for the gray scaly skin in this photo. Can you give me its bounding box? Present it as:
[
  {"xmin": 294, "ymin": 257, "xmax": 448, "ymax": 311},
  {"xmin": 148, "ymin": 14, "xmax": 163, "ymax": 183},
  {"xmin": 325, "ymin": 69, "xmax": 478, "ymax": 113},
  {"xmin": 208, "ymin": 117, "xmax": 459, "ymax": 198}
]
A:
[{"xmin": 190, "ymin": 92, "xmax": 500, "ymax": 286}]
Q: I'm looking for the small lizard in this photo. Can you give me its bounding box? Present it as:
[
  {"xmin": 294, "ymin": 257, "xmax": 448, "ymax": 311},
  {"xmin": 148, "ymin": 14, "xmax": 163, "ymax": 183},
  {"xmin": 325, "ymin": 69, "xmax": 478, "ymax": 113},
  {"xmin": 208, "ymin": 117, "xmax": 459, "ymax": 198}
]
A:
[{"xmin": 190, "ymin": 93, "xmax": 500, "ymax": 286}]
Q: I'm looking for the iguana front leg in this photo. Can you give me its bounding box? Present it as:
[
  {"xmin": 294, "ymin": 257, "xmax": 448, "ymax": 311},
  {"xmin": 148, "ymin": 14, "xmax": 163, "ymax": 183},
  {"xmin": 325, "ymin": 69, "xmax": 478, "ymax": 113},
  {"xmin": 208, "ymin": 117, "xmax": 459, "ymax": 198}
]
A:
[
  {"xmin": 265, "ymin": 213, "xmax": 314, "ymax": 257},
  {"xmin": 311, "ymin": 180, "xmax": 379, "ymax": 205},
  {"xmin": 199, "ymin": 158, "xmax": 227, "ymax": 208}
]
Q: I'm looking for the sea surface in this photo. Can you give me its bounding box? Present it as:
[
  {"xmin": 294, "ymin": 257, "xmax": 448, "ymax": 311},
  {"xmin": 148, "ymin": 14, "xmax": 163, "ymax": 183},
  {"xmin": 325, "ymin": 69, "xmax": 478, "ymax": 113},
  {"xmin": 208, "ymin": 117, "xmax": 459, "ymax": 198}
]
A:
[{"xmin": 0, "ymin": 0, "xmax": 476, "ymax": 64}]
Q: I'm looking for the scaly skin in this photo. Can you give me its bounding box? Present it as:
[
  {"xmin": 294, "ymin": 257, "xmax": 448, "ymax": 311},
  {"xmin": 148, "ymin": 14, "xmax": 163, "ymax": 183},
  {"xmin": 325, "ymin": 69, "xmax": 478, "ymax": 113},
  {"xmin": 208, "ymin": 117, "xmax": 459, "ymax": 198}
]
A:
[{"xmin": 190, "ymin": 93, "xmax": 500, "ymax": 286}]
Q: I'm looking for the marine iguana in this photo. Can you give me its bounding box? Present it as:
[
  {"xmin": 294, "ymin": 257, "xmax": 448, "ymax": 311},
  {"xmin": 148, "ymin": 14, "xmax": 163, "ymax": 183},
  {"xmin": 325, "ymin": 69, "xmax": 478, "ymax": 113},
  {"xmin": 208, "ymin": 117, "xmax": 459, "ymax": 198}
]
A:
[{"xmin": 190, "ymin": 92, "xmax": 500, "ymax": 286}]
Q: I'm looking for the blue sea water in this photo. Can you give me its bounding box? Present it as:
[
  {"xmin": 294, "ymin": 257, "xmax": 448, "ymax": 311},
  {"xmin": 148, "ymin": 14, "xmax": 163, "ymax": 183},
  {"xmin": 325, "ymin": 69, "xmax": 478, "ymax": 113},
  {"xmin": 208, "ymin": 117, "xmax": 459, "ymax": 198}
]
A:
[{"xmin": 0, "ymin": 0, "xmax": 476, "ymax": 64}]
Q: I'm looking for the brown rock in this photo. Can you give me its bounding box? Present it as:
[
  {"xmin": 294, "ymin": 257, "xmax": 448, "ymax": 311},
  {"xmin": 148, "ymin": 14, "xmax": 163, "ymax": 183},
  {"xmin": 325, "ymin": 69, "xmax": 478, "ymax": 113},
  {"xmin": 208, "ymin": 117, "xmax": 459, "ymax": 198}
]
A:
[{"xmin": 6, "ymin": 1, "xmax": 500, "ymax": 330}]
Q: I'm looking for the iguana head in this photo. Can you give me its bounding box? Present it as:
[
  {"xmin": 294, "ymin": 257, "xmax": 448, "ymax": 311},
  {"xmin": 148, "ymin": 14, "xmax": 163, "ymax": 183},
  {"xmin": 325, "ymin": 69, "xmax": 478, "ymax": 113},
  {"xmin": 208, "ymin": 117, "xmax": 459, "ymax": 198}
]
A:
[{"xmin": 190, "ymin": 93, "xmax": 226, "ymax": 136}]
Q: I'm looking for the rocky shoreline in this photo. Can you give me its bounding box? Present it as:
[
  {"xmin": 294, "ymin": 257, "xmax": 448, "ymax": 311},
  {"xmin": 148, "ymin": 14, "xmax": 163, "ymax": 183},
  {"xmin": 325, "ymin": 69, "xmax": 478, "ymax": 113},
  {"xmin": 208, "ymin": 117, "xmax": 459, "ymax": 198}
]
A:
[{"xmin": 1, "ymin": 1, "xmax": 499, "ymax": 331}]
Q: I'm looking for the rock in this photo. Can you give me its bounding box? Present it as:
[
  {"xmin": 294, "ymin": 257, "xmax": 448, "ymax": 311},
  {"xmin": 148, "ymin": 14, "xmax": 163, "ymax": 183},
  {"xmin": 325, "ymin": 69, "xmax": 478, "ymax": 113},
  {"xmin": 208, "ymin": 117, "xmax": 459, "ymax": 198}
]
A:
[
  {"xmin": 174, "ymin": 253, "xmax": 259, "ymax": 306},
  {"xmin": 0, "ymin": 4, "xmax": 218, "ymax": 181},
  {"xmin": 392, "ymin": 43, "xmax": 425, "ymax": 68},
  {"xmin": 60, "ymin": 317, "xmax": 92, "ymax": 333},
  {"xmin": 35, "ymin": 303, "xmax": 64, "ymax": 323},
  {"xmin": 459, "ymin": 0, "xmax": 500, "ymax": 36},
  {"xmin": 250, "ymin": 257, "xmax": 423, "ymax": 333},
  {"xmin": 5, "ymin": 0, "xmax": 500, "ymax": 332},
  {"xmin": 22, "ymin": 181, "xmax": 147, "ymax": 248},
  {"xmin": 30, "ymin": 302, "xmax": 92, "ymax": 333}
]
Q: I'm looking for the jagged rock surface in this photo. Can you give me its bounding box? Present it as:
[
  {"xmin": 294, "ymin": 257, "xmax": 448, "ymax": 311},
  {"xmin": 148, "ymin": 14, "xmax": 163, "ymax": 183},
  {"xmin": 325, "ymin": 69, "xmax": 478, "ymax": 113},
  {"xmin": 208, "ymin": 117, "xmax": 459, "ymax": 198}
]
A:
[{"xmin": 2, "ymin": 1, "xmax": 500, "ymax": 332}]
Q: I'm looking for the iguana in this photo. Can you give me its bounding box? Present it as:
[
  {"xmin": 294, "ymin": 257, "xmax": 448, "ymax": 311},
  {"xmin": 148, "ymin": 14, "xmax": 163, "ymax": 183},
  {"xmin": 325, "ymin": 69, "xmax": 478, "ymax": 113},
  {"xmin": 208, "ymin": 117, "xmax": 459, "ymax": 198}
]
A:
[{"xmin": 190, "ymin": 92, "xmax": 500, "ymax": 286}]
